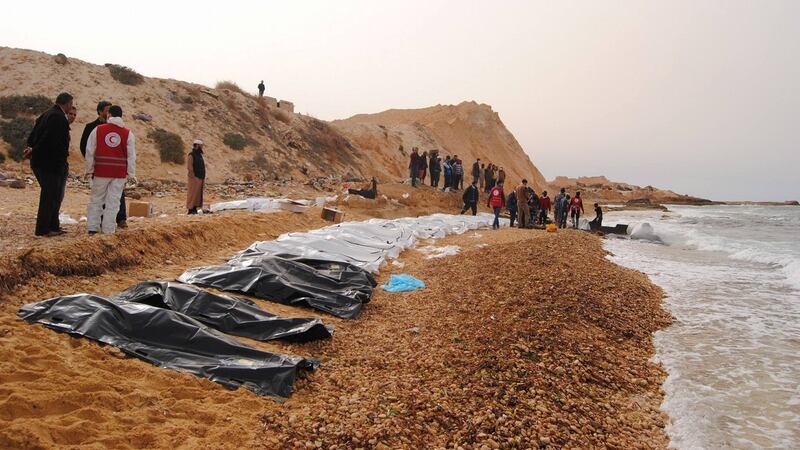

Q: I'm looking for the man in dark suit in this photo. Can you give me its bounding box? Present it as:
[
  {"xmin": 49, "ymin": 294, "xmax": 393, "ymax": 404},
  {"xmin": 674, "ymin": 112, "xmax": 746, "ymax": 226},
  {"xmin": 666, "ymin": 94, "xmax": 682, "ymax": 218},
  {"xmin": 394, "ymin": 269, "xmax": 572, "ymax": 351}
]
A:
[{"xmin": 26, "ymin": 92, "xmax": 74, "ymax": 237}]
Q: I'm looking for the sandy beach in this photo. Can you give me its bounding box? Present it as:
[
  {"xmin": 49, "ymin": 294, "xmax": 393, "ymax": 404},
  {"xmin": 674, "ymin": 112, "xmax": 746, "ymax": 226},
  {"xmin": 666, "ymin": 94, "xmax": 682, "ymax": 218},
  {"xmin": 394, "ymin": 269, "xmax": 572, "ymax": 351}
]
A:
[{"xmin": 0, "ymin": 180, "xmax": 672, "ymax": 449}]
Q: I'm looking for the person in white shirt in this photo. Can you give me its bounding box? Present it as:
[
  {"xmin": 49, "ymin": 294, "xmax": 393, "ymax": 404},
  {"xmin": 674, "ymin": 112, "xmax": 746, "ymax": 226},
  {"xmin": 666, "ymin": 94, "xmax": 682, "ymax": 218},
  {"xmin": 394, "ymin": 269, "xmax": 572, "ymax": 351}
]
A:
[{"xmin": 84, "ymin": 105, "xmax": 136, "ymax": 234}]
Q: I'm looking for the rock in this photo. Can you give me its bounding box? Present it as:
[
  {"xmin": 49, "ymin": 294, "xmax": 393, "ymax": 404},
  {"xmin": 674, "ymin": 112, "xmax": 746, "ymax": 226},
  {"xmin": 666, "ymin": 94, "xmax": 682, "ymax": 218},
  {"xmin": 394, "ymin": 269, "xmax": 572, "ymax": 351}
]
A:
[
  {"xmin": 10, "ymin": 179, "xmax": 25, "ymax": 189},
  {"xmin": 132, "ymin": 112, "xmax": 153, "ymax": 122},
  {"xmin": 53, "ymin": 53, "xmax": 68, "ymax": 65}
]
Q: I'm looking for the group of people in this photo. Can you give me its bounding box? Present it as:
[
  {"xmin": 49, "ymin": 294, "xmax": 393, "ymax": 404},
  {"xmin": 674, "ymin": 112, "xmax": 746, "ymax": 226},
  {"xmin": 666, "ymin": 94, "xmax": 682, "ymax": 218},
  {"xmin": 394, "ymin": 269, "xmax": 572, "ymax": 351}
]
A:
[
  {"xmin": 460, "ymin": 178, "xmax": 602, "ymax": 231},
  {"xmin": 408, "ymin": 147, "xmax": 467, "ymax": 191},
  {"xmin": 472, "ymin": 159, "xmax": 506, "ymax": 193},
  {"xmin": 24, "ymin": 92, "xmax": 207, "ymax": 237}
]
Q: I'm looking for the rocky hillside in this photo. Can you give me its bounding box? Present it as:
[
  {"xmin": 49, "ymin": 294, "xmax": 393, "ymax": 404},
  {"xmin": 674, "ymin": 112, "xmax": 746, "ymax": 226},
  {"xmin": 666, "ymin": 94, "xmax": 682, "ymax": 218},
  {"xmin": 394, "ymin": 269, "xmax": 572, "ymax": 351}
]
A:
[
  {"xmin": 333, "ymin": 102, "xmax": 547, "ymax": 190},
  {"xmin": 0, "ymin": 47, "xmax": 545, "ymax": 188},
  {"xmin": 548, "ymin": 176, "xmax": 711, "ymax": 205}
]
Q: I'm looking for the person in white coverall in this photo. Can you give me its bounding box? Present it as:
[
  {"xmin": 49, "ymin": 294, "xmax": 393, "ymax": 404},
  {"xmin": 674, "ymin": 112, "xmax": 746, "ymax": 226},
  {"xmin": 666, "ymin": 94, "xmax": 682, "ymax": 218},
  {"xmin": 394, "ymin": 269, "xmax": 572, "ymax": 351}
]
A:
[{"xmin": 84, "ymin": 105, "xmax": 136, "ymax": 234}]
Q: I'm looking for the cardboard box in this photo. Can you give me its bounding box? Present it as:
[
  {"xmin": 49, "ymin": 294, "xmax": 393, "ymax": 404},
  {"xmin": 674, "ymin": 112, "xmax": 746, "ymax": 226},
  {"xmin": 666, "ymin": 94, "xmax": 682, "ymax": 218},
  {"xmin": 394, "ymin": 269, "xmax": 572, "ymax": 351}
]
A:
[
  {"xmin": 321, "ymin": 207, "xmax": 345, "ymax": 223},
  {"xmin": 128, "ymin": 201, "xmax": 153, "ymax": 218}
]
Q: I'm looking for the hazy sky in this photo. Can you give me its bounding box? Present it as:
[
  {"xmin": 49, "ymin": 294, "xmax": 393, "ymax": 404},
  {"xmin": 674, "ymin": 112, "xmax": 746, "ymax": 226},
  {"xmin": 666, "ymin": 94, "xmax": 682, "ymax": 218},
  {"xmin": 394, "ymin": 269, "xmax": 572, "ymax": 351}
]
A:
[{"xmin": 3, "ymin": 1, "xmax": 798, "ymax": 200}]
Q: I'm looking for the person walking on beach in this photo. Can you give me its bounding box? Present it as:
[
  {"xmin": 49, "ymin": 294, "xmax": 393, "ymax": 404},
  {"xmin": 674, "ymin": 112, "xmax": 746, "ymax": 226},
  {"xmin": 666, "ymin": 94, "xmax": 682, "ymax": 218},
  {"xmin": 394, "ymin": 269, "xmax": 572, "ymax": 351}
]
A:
[
  {"xmin": 80, "ymin": 101, "xmax": 128, "ymax": 229},
  {"xmin": 554, "ymin": 188, "xmax": 567, "ymax": 229},
  {"xmin": 487, "ymin": 181, "xmax": 505, "ymax": 229},
  {"xmin": 187, "ymin": 139, "xmax": 206, "ymax": 214},
  {"xmin": 442, "ymin": 155, "xmax": 452, "ymax": 190},
  {"xmin": 84, "ymin": 105, "xmax": 136, "ymax": 235},
  {"xmin": 538, "ymin": 190, "xmax": 551, "ymax": 225},
  {"xmin": 515, "ymin": 179, "xmax": 530, "ymax": 229},
  {"xmin": 419, "ymin": 151, "xmax": 428, "ymax": 184},
  {"xmin": 460, "ymin": 180, "xmax": 479, "ymax": 215},
  {"xmin": 257, "ymin": 80, "xmax": 265, "ymax": 97},
  {"xmin": 429, "ymin": 151, "xmax": 441, "ymax": 187},
  {"xmin": 25, "ymin": 92, "xmax": 73, "ymax": 237},
  {"xmin": 569, "ymin": 191, "xmax": 585, "ymax": 228},
  {"xmin": 453, "ymin": 156, "xmax": 464, "ymax": 190},
  {"xmin": 589, "ymin": 202, "xmax": 603, "ymax": 230},
  {"xmin": 409, "ymin": 147, "xmax": 420, "ymax": 187},
  {"xmin": 507, "ymin": 189, "xmax": 518, "ymax": 227}
]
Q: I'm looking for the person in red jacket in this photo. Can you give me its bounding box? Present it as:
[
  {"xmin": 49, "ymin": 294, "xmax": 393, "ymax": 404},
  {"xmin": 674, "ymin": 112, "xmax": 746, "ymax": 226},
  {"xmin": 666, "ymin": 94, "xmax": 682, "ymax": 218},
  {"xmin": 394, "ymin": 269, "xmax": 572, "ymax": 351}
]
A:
[
  {"xmin": 538, "ymin": 190, "xmax": 551, "ymax": 225},
  {"xmin": 569, "ymin": 191, "xmax": 585, "ymax": 229},
  {"xmin": 487, "ymin": 181, "xmax": 505, "ymax": 229},
  {"xmin": 84, "ymin": 105, "xmax": 136, "ymax": 235}
]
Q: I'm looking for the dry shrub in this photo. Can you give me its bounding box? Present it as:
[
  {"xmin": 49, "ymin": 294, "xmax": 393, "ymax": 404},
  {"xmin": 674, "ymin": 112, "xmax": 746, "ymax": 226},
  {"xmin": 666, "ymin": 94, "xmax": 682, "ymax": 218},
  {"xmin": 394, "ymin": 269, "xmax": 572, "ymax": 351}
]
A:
[
  {"xmin": 0, "ymin": 117, "xmax": 34, "ymax": 161},
  {"xmin": 223, "ymin": 132, "xmax": 248, "ymax": 150},
  {"xmin": 107, "ymin": 64, "xmax": 144, "ymax": 86},
  {"xmin": 215, "ymin": 80, "xmax": 248, "ymax": 96},
  {"xmin": 148, "ymin": 128, "xmax": 185, "ymax": 164},
  {"xmin": 0, "ymin": 95, "xmax": 51, "ymax": 118}
]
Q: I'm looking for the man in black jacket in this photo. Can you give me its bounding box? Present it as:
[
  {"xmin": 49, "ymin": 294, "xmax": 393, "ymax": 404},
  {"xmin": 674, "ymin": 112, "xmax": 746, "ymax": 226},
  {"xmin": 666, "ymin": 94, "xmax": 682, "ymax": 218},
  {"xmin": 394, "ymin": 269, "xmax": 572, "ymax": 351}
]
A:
[
  {"xmin": 79, "ymin": 100, "xmax": 127, "ymax": 227},
  {"xmin": 26, "ymin": 92, "xmax": 74, "ymax": 237},
  {"xmin": 460, "ymin": 180, "xmax": 480, "ymax": 215}
]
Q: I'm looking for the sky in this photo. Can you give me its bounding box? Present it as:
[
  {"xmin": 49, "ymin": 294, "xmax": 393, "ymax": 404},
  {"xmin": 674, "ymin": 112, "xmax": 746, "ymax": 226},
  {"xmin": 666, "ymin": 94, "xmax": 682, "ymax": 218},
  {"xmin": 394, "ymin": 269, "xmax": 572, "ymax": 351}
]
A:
[{"xmin": 3, "ymin": 0, "xmax": 798, "ymax": 200}]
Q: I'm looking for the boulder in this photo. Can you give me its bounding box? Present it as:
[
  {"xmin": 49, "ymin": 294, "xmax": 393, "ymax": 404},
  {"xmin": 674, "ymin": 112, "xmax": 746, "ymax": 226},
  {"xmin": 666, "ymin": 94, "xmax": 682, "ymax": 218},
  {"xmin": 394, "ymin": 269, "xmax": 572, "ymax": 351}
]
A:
[
  {"xmin": 53, "ymin": 53, "xmax": 68, "ymax": 65},
  {"xmin": 132, "ymin": 112, "xmax": 153, "ymax": 122}
]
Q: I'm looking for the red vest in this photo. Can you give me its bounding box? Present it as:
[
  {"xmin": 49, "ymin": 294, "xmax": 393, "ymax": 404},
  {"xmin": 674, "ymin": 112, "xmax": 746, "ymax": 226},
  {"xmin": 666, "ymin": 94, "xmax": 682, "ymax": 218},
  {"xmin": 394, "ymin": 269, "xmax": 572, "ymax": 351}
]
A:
[
  {"xmin": 489, "ymin": 187, "xmax": 504, "ymax": 207},
  {"xmin": 94, "ymin": 123, "xmax": 129, "ymax": 178}
]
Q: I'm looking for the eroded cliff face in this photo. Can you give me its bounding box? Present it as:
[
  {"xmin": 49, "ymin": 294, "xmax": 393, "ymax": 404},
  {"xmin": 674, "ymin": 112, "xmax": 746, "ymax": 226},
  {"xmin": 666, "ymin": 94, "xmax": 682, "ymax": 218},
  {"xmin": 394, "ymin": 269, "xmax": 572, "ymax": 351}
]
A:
[{"xmin": 333, "ymin": 102, "xmax": 548, "ymax": 190}]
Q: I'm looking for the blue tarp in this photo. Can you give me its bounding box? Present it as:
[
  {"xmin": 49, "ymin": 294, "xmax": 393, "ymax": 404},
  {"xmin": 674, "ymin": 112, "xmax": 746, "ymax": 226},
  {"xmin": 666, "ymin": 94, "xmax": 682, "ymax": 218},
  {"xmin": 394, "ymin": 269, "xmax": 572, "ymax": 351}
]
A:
[{"xmin": 382, "ymin": 274, "xmax": 425, "ymax": 292}]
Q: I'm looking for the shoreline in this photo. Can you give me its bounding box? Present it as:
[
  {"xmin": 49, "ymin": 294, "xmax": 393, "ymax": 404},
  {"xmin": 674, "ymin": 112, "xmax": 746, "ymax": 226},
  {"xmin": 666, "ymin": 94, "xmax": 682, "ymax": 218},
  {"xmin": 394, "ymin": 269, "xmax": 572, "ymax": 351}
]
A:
[{"xmin": 0, "ymin": 185, "xmax": 673, "ymax": 448}]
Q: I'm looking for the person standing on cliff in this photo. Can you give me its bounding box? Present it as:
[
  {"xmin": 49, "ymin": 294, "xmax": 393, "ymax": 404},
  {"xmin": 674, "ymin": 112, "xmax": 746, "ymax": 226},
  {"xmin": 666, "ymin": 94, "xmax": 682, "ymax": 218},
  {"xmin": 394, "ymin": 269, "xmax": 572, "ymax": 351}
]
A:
[
  {"xmin": 487, "ymin": 181, "xmax": 505, "ymax": 229},
  {"xmin": 409, "ymin": 147, "xmax": 420, "ymax": 187},
  {"xmin": 554, "ymin": 188, "xmax": 568, "ymax": 229},
  {"xmin": 429, "ymin": 151, "xmax": 441, "ymax": 187},
  {"xmin": 25, "ymin": 92, "xmax": 73, "ymax": 237},
  {"xmin": 453, "ymin": 156, "xmax": 464, "ymax": 190},
  {"xmin": 442, "ymin": 155, "xmax": 452, "ymax": 190},
  {"xmin": 419, "ymin": 151, "xmax": 428, "ymax": 184},
  {"xmin": 257, "ymin": 80, "xmax": 265, "ymax": 97},
  {"xmin": 515, "ymin": 179, "xmax": 530, "ymax": 229},
  {"xmin": 483, "ymin": 163, "xmax": 492, "ymax": 192},
  {"xmin": 84, "ymin": 105, "xmax": 136, "ymax": 235},
  {"xmin": 187, "ymin": 139, "xmax": 206, "ymax": 214},
  {"xmin": 460, "ymin": 180, "xmax": 479, "ymax": 215}
]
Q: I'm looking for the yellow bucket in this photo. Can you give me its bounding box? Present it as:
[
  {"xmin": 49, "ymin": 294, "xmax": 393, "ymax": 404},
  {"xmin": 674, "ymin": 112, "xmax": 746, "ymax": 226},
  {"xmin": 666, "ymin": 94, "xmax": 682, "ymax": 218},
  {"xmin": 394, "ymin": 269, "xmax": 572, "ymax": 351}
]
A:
[{"xmin": 546, "ymin": 223, "xmax": 557, "ymax": 232}]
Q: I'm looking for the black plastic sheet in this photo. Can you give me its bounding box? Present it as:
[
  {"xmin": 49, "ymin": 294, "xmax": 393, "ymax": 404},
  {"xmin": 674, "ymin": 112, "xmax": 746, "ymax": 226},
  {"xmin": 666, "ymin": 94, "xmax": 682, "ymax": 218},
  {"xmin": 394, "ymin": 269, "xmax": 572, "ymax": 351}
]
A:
[
  {"xmin": 19, "ymin": 294, "xmax": 317, "ymax": 399},
  {"xmin": 179, "ymin": 255, "xmax": 376, "ymax": 319},
  {"xmin": 111, "ymin": 281, "xmax": 334, "ymax": 342}
]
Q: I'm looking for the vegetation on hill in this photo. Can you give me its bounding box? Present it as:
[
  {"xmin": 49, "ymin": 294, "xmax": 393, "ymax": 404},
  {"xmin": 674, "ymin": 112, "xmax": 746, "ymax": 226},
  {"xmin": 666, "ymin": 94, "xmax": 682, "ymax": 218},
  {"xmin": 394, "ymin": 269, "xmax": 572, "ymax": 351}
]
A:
[
  {"xmin": 223, "ymin": 132, "xmax": 248, "ymax": 150},
  {"xmin": 107, "ymin": 64, "xmax": 144, "ymax": 86},
  {"xmin": 0, "ymin": 95, "xmax": 51, "ymax": 118},
  {"xmin": 0, "ymin": 117, "xmax": 34, "ymax": 161},
  {"xmin": 148, "ymin": 128, "xmax": 185, "ymax": 164}
]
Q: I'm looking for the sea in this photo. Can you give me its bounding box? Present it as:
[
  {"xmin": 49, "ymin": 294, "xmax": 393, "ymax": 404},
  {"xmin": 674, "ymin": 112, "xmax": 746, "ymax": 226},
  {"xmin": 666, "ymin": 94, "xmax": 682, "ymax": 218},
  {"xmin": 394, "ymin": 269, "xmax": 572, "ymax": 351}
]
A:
[{"xmin": 602, "ymin": 205, "xmax": 800, "ymax": 450}]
